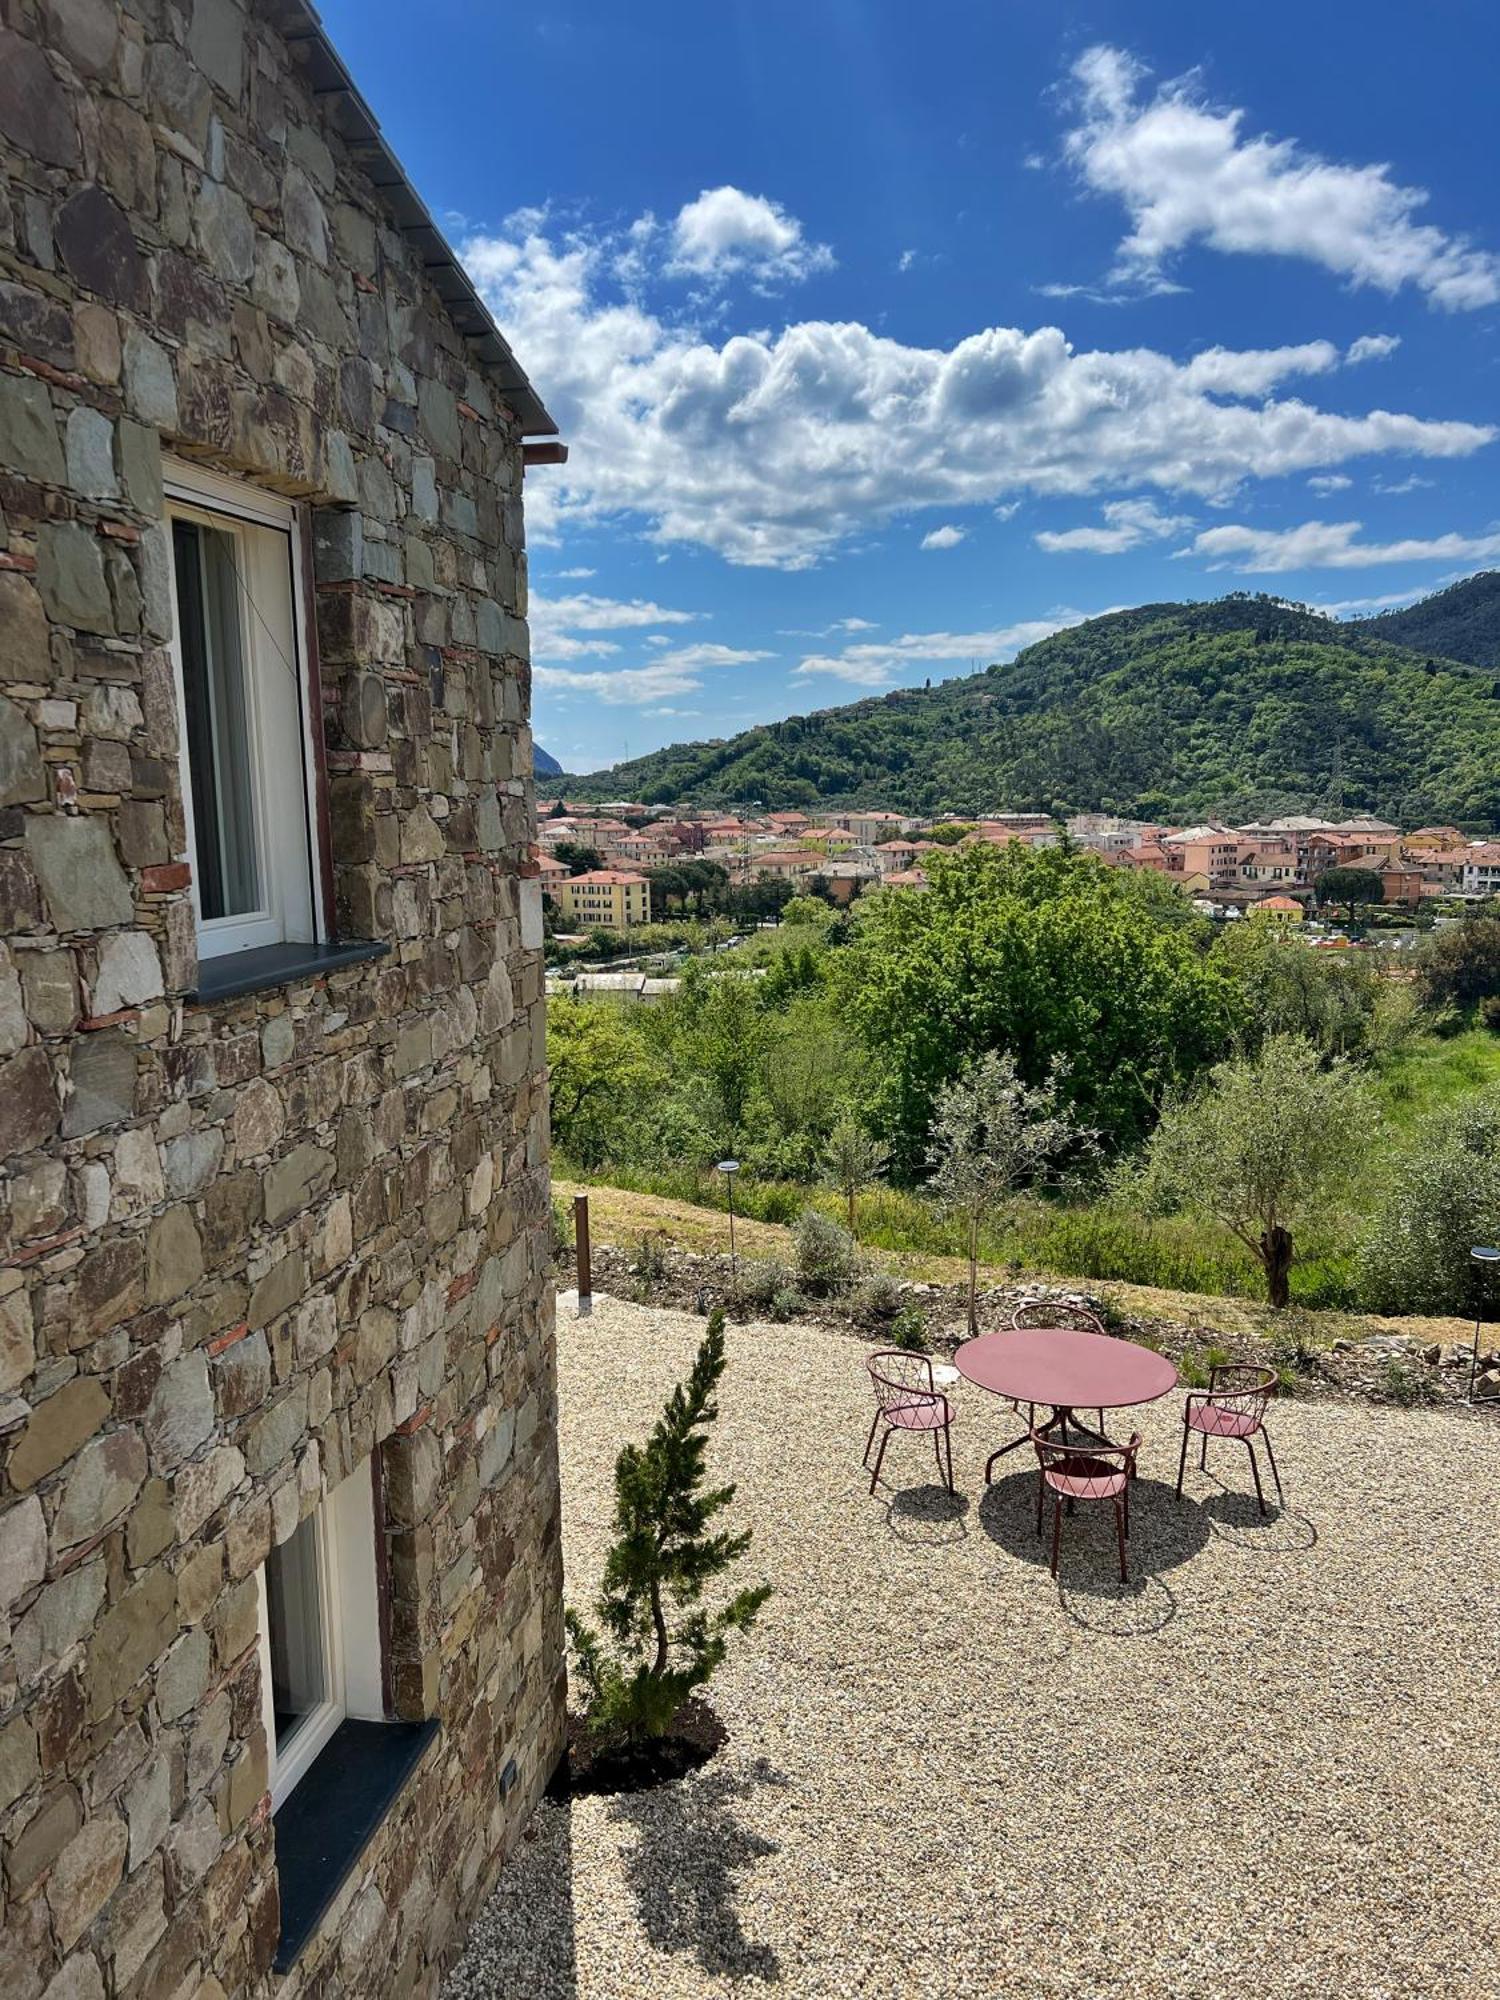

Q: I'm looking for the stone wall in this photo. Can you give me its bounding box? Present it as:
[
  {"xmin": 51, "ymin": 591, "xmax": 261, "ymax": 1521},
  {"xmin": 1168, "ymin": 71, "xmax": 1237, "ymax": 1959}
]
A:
[{"xmin": 0, "ymin": 0, "xmax": 564, "ymax": 1993}]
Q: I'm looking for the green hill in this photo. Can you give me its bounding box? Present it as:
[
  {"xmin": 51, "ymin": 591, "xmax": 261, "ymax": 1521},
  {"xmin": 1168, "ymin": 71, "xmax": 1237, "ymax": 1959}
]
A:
[
  {"xmin": 1351, "ymin": 571, "xmax": 1500, "ymax": 668},
  {"xmin": 544, "ymin": 586, "xmax": 1500, "ymax": 825}
]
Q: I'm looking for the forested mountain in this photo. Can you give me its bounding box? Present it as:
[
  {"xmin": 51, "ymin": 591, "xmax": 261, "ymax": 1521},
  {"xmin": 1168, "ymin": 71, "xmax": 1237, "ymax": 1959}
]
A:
[
  {"xmin": 542, "ymin": 585, "xmax": 1500, "ymax": 826},
  {"xmin": 533, "ymin": 744, "xmax": 562, "ymax": 776},
  {"xmin": 1351, "ymin": 571, "xmax": 1500, "ymax": 668}
]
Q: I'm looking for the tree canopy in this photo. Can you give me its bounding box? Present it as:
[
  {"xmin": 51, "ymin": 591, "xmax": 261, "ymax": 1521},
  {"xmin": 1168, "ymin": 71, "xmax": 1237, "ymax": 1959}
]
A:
[{"xmin": 836, "ymin": 844, "xmax": 1240, "ymax": 1170}]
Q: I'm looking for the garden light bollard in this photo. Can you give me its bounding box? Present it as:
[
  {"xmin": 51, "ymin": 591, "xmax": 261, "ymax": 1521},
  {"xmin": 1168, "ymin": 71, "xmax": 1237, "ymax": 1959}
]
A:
[
  {"xmin": 575, "ymin": 1193, "xmax": 592, "ymax": 1318},
  {"xmin": 1467, "ymin": 1245, "xmax": 1500, "ymax": 1403},
  {"xmin": 718, "ymin": 1158, "xmax": 740, "ymax": 1294}
]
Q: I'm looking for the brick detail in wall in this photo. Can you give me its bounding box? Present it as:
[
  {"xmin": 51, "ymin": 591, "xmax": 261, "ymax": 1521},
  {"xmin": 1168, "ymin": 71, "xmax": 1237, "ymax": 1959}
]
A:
[{"xmin": 0, "ymin": 1, "xmax": 564, "ymax": 1995}]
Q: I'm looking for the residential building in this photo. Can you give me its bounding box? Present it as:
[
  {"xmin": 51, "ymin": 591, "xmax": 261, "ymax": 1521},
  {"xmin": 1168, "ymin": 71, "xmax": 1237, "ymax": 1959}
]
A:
[
  {"xmin": 1405, "ymin": 825, "xmax": 1468, "ymax": 852},
  {"xmin": 1163, "ymin": 826, "xmax": 1245, "ymax": 888},
  {"xmin": 533, "ymin": 852, "xmax": 572, "ymax": 898},
  {"xmin": 556, "ymin": 871, "xmax": 652, "ymax": 928},
  {"xmin": 0, "ymin": 8, "xmax": 564, "ymax": 1995},
  {"xmin": 1377, "ymin": 867, "xmax": 1426, "ymax": 909},
  {"xmin": 1252, "ymin": 894, "xmax": 1307, "ymax": 921},
  {"xmin": 1460, "ymin": 843, "xmax": 1500, "ymax": 897},
  {"xmin": 753, "ymin": 849, "xmax": 828, "ymax": 880}
]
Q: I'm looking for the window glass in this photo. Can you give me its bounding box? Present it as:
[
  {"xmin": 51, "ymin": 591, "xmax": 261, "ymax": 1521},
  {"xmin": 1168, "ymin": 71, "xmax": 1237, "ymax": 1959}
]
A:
[
  {"xmin": 265, "ymin": 1510, "xmax": 327, "ymax": 1753},
  {"xmin": 172, "ymin": 517, "xmax": 260, "ymax": 920}
]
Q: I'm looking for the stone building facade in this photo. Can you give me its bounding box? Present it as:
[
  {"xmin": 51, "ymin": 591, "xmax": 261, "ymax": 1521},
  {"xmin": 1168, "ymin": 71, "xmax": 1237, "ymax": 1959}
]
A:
[{"xmin": 0, "ymin": 1, "xmax": 566, "ymax": 1994}]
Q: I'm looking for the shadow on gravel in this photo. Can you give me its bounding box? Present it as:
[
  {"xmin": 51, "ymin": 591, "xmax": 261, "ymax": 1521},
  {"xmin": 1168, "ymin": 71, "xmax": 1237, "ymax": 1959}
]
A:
[
  {"xmin": 608, "ymin": 1758, "xmax": 788, "ymax": 1983},
  {"xmin": 885, "ymin": 1482, "xmax": 971, "ymax": 1546},
  {"xmin": 1198, "ymin": 1480, "xmax": 1318, "ymax": 1552},
  {"xmin": 977, "ymin": 1467, "xmax": 1211, "ymax": 1625}
]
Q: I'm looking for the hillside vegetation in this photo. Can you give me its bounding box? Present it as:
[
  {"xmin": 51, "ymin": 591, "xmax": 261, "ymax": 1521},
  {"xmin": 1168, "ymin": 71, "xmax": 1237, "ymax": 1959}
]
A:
[
  {"xmin": 545, "ymin": 585, "xmax": 1500, "ymax": 823},
  {"xmin": 1355, "ymin": 570, "xmax": 1500, "ymax": 669}
]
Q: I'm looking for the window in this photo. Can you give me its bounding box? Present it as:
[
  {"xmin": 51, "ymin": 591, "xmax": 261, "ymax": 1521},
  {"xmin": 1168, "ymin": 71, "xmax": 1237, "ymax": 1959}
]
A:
[
  {"xmin": 164, "ymin": 461, "xmax": 321, "ymax": 962},
  {"xmin": 256, "ymin": 1457, "xmax": 385, "ymax": 1810}
]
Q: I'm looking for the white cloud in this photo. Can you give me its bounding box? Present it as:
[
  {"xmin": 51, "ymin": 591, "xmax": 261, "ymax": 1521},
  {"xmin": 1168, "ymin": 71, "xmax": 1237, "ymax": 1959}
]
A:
[
  {"xmin": 553, "ymin": 565, "xmax": 596, "ymax": 578},
  {"xmin": 530, "ymin": 592, "xmax": 700, "ymax": 664},
  {"xmin": 1308, "ymin": 474, "xmax": 1353, "ymax": 494},
  {"xmin": 1065, "ymin": 46, "xmax": 1500, "ymax": 309},
  {"xmin": 1036, "ymin": 498, "xmax": 1193, "ymax": 555},
  {"xmin": 462, "ymin": 211, "xmax": 1493, "ymax": 571},
  {"xmin": 897, "ymin": 249, "xmax": 918, "ymax": 273},
  {"xmin": 667, "ymin": 187, "xmax": 833, "ymax": 287},
  {"xmin": 1316, "ymin": 586, "xmax": 1437, "ymax": 616},
  {"xmin": 793, "ymin": 617, "xmax": 1091, "ymax": 688},
  {"xmin": 1346, "ymin": 333, "xmax": 1401, "ymax": 365},
  {"xmin": 1183, "ymin": 518, "xmax": 1500, "ymax": 572},
  {"xmin": 1182, "ymin": 342, "xmax": 1340, "ymax": 397},
  {"xmin": 920, "ymin": 524, "xmax": 967, "ymax": 550},
  {"xmin": 1373, "ymin": 473, "xmax": 1435, "ymax": 494}
]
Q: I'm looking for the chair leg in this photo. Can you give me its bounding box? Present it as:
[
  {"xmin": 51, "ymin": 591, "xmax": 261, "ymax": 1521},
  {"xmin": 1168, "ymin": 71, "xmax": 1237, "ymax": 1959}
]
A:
[
  {"xmin": 933, "ymin": 1428, "xmax": 944, "ymax": 1487},
  {"xmin": 942, "ymin": 1423, "xmax": 955, "ymax": 1494},
  {"xmin": 1176, "ymin": 1421, "xmax": 1190, "ymax": 1500},
  {"xmin": 1199, "ymin": 1430, "xmax": 1208, "ymax": 1473},
  {"xmin": 1245, "ymin": 1438, "xmax": 1266, "ymax": 1517},
  {"xmin": 1261, "ymin": 1425, "xmax": 1284, "ymax": 1501},
  {"xmin": 1050, "ymin": 1496, "xmax": 1063, "ymax": 1577},
  {"xmin": 1114, "ymin": 1499, "xmax": 1128, "ymax": 1583},
  {"xmin": 1123, "ymin": 1478, "xmax": 1130, "ymax": 1540},
  {"xmin": 863, "ymin": 1410, "xmax": 881, "ymax": 1467},
  {"xmin": 1036, "ymin": 1470, "xmax": 1045, "ymax": 1535},
  {"xmin": 869, "ymin": 1426, "xmax": 892, "ymax": 1496}
]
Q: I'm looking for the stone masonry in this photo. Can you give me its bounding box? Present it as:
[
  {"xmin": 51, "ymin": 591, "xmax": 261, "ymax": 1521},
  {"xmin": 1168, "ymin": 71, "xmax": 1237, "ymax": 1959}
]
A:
[{"xmin": 0, "ymin": 1, "xmax": 565, "ymax": 1994}]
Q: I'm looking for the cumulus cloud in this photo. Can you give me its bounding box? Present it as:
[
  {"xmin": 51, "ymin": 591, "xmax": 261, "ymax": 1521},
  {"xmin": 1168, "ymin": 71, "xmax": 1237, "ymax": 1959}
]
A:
[
  {"xmin": 1065, "ymin": 46, "xmax": 1500, "ymax": 309},
  {"xmin": 1308, "ymin": 474, "xmax": 1353, "ymax": 494},
  {"xmin": 667, "ymin": 187, "xmax": 833, "ymax": 287},
  {"xmin": 920, "ymin": 524, "xmax": 967, "ymax": 550},
  {"xmin": 462, "ymin": 210, "xmax": 1492, "ymax": 570},
  {"xmin": 529, "ymin": 591, "xmax": 701, "ymax": 666},
  {"xmin": 1183, "ymin": 518, "xmax": 1500, "ymax": 572},
  {"xmin": 536, "ymin": 640, "xmax": 772, "ymax": 707},
  {"xmin": 793, "ymin": 618, "xmax": 1090, "ymax": 688},
  {"xmin": 1346, "ymin": 333, "xmax": 1401, "ymax": 365},
  {"xmin": 553, "ymin": 565, "xmax": 596, "ymax": 578},
  {"xmin": 1036, "ymin": 498, "xmax": 1194, "ymax": 555}
]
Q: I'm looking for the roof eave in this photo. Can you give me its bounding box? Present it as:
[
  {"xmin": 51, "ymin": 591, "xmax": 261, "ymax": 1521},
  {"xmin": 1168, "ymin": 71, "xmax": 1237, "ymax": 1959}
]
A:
[{"xmin": 271, "ymin": 0, "xmax": 560, "ymax": 439}]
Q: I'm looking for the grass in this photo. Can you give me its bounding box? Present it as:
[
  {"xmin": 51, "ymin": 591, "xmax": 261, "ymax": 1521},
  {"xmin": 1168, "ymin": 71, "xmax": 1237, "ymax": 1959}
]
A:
[
  {"xmin": 1369, "ymin": 1026, "xmax": 1500, "ymax": 1140},
  {"xmin": 553, "ymin": 1177, "xmax": 1473, "ymax": 1353}
]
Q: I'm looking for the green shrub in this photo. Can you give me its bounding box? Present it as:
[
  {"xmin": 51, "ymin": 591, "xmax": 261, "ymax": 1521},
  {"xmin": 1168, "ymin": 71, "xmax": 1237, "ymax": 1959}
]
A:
[
  {"xmin": 1483, "ymin": 994, "xmax": 1500, "ymax": 1033},
  {"xmin": 1378, "ymin": 1356, "xmax": 1440, "ymax": 1407},
  {"xmin": 793, "ymin": 1209, "xmax": 860, "ymax": 1295},
  {"xmin": 851, "ymin": 1267, "xmax": 903, "ymax": 1322},
  {"xmin": 768, "ymin": 1285, "xmax": 803, "ymax": 1323},
  {"xmin": 551, "ymin": 1196, "xmax": 574, "ymax": 1259},
  {"xmin": 888, "ymin": 1303, "xmax": 927, "ymax": 1351},
  {"xmin": 1357, "ymin": 1090, "xmax": 1500, "ymax": 1315},
  {"xmin": 739, "ymin": 1257, "xmax": 800, "ymax": 1314},
  {"xmin": 632, "ymin": 1230, "xmax": 671, "ymax": 1282}
]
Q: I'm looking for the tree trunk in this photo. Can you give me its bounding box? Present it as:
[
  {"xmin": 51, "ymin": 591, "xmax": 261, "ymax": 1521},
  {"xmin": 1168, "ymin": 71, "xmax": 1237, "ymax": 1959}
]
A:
[
  {"xmin": 967, "ymin": 1214, "xmax": 980, "ymax": 1338},
  {"xmin": 1259, "ymin": 1224, "xmax": 1294, "ymax": 1309},
  {"xmin": 649, "ymin": 1576, "xmax": 669, "ymax": 1677},
  {"xmin": 847, "ymin": 1187, "xmax": 857, "ymax": 1241}
]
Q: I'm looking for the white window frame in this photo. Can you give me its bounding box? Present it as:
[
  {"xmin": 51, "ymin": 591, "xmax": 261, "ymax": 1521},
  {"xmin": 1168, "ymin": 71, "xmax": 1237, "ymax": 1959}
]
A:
[
  {"xmin": 256, "ymin": 1457, "xmax": 385, "ymax": 1812},
  {"xmin": 163, "ymin": 459, "xmax": 324, "ymax": 962}
]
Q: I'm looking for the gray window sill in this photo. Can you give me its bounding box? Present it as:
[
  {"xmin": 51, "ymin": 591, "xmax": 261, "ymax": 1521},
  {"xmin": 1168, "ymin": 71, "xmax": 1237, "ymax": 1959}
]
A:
[
  {"xmin": 189, "ymin": 939, "xmax": 388, "ymax": 1005},
  {"xmin": 272, "ymin": 1717, "xmax": 440, "ymax": 1973}
]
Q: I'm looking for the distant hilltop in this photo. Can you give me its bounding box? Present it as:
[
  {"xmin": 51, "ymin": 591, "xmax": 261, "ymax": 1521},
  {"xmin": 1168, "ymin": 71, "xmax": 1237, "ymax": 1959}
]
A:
[
  {"xmin": 534, "ymin": 744, "xmax": 562, "ymax": 777},
  {"xmin": 538, "ymin": 575, "xmax": 1500, "ymax": 826}
]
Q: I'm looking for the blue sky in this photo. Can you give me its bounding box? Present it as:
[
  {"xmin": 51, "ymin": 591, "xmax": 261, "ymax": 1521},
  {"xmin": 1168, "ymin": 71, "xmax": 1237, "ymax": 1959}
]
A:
[{"xmin": 319, "ymin": 0, "xmax": 1500, "ymax": 774}]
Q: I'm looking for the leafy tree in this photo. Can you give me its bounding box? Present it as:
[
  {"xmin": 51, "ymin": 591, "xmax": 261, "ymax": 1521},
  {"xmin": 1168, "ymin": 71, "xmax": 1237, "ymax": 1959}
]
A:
[
  {"xmin": 566, "ymin": 1309, "xmax": 769, "ymax": 1743},
  {"xmin": 1417, "ymin": 915, "xmax": 1500, "ymax": 1011},
  {"xmin": 1315, "ymin": 865, "xmax": 1385, "ymax": 925},
  {"xmin": 922, "ymin": 823, "xmax": 976, "ymax": 846},
  {"xmin": 554, "ymin": 840, "xmax": 606, "ymax": 876},
  {"xmin": 547, "ymin": 999, "xmax": 662, "ymax": 1168},
  {"xmin": 1357, "ymin": 1090, "xmax": 1500, "ymax": 1314},
  {"xmin": 1139, "ymin": 1034, "xmax": 1376, "ymax": 1307},
  {"xmin": 925, "ymin": 1051, "xmax": 1087, "ymax": 1336},
  {"xmin": 678, "ymin": 967, "xmax": 767, "ymax": 1135},
  {"xmin": 840, "ymin": 845, "xmax": 1239, "ymax": 1171},
  {"xmin": 821, "ymin": 1116, "xmax": 886, "ymax": 1238},
  {"xmin": 1212, "ymin": 922, "xmax": 1385, "ymax": 1059}
]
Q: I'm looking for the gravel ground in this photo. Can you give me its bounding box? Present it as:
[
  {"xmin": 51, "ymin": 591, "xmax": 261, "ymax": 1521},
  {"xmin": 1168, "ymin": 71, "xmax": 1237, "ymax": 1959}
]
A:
[{"xmin": 446, "ymin": 1294, "xmax": 1500, "ymax": 2000}]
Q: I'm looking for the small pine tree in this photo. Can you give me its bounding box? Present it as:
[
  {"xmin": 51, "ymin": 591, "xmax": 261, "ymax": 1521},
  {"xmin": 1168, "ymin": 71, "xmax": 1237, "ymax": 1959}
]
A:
[
  {"xmin": 821, "ymin": 1116, "xmax": 886, "ymax": 1240},
  {"xmin": 566, "ymin": 1308, "xmax": 770, "ymax": 1743}
]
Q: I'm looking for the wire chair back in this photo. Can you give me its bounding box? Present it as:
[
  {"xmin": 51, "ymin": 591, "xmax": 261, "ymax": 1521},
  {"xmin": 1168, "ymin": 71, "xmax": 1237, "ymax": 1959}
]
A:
[
  {"xmin": 1010, "ymin": 1300, "xmax": 1107, "ymax": 1336},
  {"xmin": 1200, "ymin": 1362, "xmax": 1276, "ymax": 1430},
  {"xmin": 867, "ymin": 1349, "xmax": 940, "ymax": 1419},
  {"xmin": 1033, "ymin": 1430, "xmax": 1141, "ymax": 1499}
]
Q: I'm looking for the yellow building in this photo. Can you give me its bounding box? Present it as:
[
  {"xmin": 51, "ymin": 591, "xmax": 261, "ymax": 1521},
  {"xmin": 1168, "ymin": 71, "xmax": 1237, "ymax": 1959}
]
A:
[
  {"xmin": 555, "ymin": 869, "xmax": 652, "ymax": 928},
  {"xmin": 1251, "ymin": 893, "xmax": 1305, "ymax": 922}
]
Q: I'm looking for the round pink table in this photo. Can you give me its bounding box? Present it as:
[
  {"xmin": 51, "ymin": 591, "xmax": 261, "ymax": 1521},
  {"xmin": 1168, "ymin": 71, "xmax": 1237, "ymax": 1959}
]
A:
[{"xmin": 954, "ymin": 1327, "xmax": 1178, "ymax": 1482}]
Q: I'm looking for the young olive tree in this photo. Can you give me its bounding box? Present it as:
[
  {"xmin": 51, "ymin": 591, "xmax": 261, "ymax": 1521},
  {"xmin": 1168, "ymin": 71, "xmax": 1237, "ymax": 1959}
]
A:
[
  {"xmin": 821, "ymin": 1116, "xmax": 886, "ymax": 1239},
  {"xmin": 566, "ymin": 1309, "xmax": 769, "ymax": 1744},
  {"xmin": 925, "ymin": 1052, "xmax": 1087, "ymax": 1337},
  {"xmin": 1139, "ymin": 1033, "xmax": 1376, "ymax": 1308}
]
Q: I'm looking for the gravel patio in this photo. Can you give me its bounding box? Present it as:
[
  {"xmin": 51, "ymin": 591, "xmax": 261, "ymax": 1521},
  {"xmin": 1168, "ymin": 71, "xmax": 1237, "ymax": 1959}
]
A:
[{"xmin": 447, "ymin": 1294, "xmax": 1500, "ymax": 2000}]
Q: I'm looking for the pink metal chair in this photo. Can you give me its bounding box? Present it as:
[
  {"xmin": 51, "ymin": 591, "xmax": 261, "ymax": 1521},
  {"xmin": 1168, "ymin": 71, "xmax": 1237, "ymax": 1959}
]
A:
[
  {"xmin": 865, "ymin": 1351, "xmax": 955, "ymax": 1496},
  {"xmin": 1176, "ymin": 1363, "xmax": 1283, "ymax": 1517},
  {"xmin": 1033, "ymin": 1430, "xmax": 1142, "ymax": 1581}
]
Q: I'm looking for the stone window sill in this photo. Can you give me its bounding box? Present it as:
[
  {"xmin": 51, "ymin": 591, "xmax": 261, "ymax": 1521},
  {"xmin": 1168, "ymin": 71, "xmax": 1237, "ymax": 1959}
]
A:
[
  {"xmin": 189, "ymin": 939, "xmax": 389, "ymax": 1006},
  {"xmin": 272, "ymin": 1717, "xmax": 440, "ymax": 1974}
]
